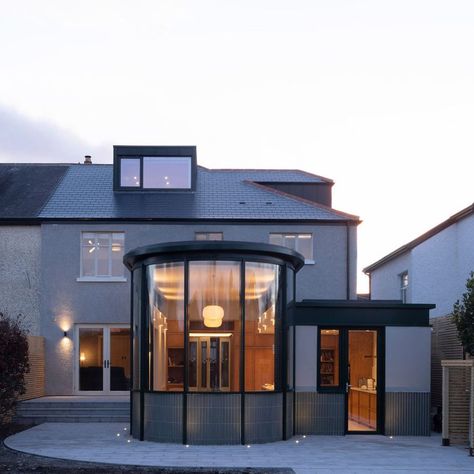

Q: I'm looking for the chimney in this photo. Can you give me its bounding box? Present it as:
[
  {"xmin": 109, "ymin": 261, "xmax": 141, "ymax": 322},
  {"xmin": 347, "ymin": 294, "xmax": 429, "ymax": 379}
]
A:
[{"xmin": 84, "ymin": 155, "xmax": 92, "ymax": 165}]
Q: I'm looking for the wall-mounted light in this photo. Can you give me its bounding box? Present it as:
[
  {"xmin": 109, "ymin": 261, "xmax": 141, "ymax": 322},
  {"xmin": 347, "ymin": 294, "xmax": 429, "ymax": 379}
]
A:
[{"xmin": 63, "ymin": 331, "xmax": 68, "ymax": 338}]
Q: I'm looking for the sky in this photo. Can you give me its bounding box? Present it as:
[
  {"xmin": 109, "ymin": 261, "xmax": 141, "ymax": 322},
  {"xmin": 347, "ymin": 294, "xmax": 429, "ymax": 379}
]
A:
[{"xmin": 1, "ymin": 1, "xmax": 473, "ymax": 292}]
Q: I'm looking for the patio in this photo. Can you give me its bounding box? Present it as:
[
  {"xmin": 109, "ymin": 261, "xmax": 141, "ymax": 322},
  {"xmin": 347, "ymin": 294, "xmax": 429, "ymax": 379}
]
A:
[{"xmin": 4, "ymin": 423, "xmax": 474, "ymax": 473}]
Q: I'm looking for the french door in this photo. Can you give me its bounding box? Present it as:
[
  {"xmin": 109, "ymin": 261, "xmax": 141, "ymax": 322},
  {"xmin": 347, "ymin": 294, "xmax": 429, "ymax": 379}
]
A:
[
  {"xmin": 188, "ymin": 336, "xmax": 231, "ymax": 391},
  {"xmin": 75, "ymin": 325, "xmax": 130, "ymax": 395}
]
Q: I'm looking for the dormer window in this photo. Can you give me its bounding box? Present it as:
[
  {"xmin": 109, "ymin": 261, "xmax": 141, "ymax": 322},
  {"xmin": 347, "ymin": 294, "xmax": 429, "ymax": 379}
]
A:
[
  {"xmin": 120, "ymin": 158, "xmax": 141, "ymax": 187},
  {"xmin": 113, "ymin": 146, "xmax": 196, "ymax": 192},
  {"xmin": 143, "ymin": 157, "xmax": 191, "ymax": 189}
]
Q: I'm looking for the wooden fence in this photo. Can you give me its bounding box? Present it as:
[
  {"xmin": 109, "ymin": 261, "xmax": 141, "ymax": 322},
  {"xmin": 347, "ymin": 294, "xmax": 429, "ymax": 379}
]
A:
[
  {"xmin": 18, "ymin": 335, "xmax": 45, "ymax": 400},
  {"xmin": 442, "ymin": 359, "xmax": 474, "ymax": 455}
]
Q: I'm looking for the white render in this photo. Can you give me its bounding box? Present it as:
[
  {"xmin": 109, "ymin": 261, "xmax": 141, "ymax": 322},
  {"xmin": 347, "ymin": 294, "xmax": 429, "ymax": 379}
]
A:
[
  {"xmin": 295, "ymin": 326, "xmax": 318, "ymax": 391},
  {"xmin": 369, "ymin": 211, "xmax": 474, "ymax": 318},
  {"xmin": 385, "ymin": 327, "xmax": 431, "ymax": 392}
]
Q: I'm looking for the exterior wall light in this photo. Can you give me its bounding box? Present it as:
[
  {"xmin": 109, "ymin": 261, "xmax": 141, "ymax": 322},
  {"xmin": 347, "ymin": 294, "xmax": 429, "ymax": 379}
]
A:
[
  {"xmin": 63, "ymin": 331, "xmax": 68, "ymax": 338},
  {"xmin": 202, "ymin": 305, "xmax": 224, "ymax": 328}
]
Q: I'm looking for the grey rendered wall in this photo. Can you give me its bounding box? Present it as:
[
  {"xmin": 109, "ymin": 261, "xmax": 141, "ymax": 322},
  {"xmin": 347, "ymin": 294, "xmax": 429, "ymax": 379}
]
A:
[
  {"xmin": 0, "ymin": 226, "xmax": 41, "ymax": 335},
  {"xmin": 295, "ymin": 326, "xmax": 317, "ymax": 391},
  {"xmin": 370, "ymin": 252, "xmax": 411, "ymax": 302},
  {"xmin": 41, "ymin": 222, "xmax": 354, "ymax": 395},
  {"xmin": 385, "ymin": 327, "xmax": 431, "ymax": 435},
  {"xmin": 385, "ymin": 327, "xmax": 431, "ymax": 392},
  {"xmin": 411, "ymin": 214, "xmax": 474, "ymax": 317},
  {"xmin": 370, "ymin": 214, "xmax": 474, "ymax": 318}
]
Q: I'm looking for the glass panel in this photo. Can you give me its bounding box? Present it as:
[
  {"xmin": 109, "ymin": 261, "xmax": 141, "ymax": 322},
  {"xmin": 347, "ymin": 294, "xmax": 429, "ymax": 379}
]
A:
[
  {"xmin": 188, "ymin": 261, "xmax": 241, "ymax": 392},
  {"xmin": 201, "ymin": 341, "xmax": 207, "ymax": 388},
  {"xmin": 96, "ymin": 245, "xmax": 109, "ymax": 276},
  {"xmin": 79, "ymin": 327, "xmax": 104, "ymax": 391},
  {"xmin": 319, "ymin": 329, "xmax": 340, "ymax": 387},
  {"xmin": 143, "ymin": 156, "xmax": 191, "ymax": 189},
  {"xmin": 209, "ymin": 337, "xmax": 220, "ymax": 390},
  {"xmin": 297, "ymin": 234, "xmax": 313, "ymax": 260},
  {"xmin": 111, "ymin": 248, "xmax": 124, "ymax": 277},
  {"xmin": 283, "ymin": 235, "xmax": 296, "ymax": 251},
  {"xmin": 245, "ymin": 262, "xmax": 279, "ymax": 391},
  {"xmin": 82, "ymin": 247, "xmax": 95, "ymax": 276},
  {"xmin": 195, "ymin": 232, "xmax": 223, "ymax": 241},
  {"xmin": 269, "ymin": 234, "xmax": 283, "ymax": 246},
  {"xmin": 120, "ymin": 158, "xmax": 141, "ymax": 187},
  {"xmin": 221, "ymin": 340, "xmax": 230, "ymax": 388},
  {"xmin": 148, "ymin": 262, "xmax": 185, "ymax": 391},
  {"xmin": 110, "ymin": 328, "xmax": 131, "ymax": 391},
  {"xmin": 189, "ymin": 341, "xmax": 197, "ymax": 388},
  {"xmin": 348, "ymin": 330, "xmax": 377, "ymax": 432}
]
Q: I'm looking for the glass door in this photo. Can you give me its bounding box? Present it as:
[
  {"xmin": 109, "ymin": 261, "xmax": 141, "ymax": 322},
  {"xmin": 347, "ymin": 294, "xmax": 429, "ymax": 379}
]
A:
[
  {"xmin": 188, "ymin": 336, "xmax": 231, "ymax": 391},
  {"xmin": 347, "ymin": 329, "xmax": 378, "ymax": 432},
  {"xmin": 76, "ymin": 325, "xmax": 130, "ymax": 394}
]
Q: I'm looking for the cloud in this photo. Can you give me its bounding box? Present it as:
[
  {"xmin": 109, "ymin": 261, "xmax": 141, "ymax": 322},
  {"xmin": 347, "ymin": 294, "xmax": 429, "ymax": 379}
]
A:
[{"xmin": 0, "ymin": 104, "xmax": 109, "ymax": 163}]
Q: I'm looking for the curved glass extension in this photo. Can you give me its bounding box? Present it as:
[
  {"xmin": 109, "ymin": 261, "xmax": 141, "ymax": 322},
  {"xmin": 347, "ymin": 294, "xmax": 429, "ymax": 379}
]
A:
[{"xmin": 124, "ymin": 241, "xmax": 303, "ymax": 444}]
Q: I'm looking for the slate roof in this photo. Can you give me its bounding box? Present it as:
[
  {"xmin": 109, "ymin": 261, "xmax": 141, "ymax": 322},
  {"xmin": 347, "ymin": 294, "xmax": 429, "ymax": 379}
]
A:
[
  {"xmin": 38, "ymin": 164, "xmax": 358, "ymax": 221},
  {"xmin": 363, "ymin": 202, "xmax": 474, "ymax": 273},
  {"xmin": 0, "ymin": 164, "xmax": 69, "ymax": 219}
]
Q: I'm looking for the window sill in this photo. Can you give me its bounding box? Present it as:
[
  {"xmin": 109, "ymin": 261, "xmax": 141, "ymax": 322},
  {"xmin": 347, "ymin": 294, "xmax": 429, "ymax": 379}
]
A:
[
  {"xmin": 304, "ymin": 259, "xmax": 315, "ymax": 265},
  {"xmin": 76, "ymin": 276, "xmax": 128, "ymax": 283}
]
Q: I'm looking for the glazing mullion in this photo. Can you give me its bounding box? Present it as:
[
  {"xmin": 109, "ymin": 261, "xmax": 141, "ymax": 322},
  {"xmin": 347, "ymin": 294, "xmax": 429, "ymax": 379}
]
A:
[
  {"xmin": 183, "ymin": 259, "xmax": 189, "ymax": 444},
  {"xmin": 240, "ymin": 259, "xmax": 245, "ymax": 444}
]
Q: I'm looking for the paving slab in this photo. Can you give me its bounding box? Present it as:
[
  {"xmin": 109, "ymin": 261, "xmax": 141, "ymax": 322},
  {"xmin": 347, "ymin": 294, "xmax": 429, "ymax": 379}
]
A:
[{"xmin": 4, "ymin": 423, "xmax": 474, "ymax": 473}]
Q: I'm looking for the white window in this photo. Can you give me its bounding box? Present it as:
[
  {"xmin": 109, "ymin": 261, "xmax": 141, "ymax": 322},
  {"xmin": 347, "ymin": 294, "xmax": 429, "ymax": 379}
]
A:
[
  {"xmin": 269, "ymin": 233, "xmax": 314, "ymax": 262},
  {"xmin": 400, "ymin": 271, "xmax": 409, "ymax": 303},
  {"xmin": 80, "ymin": 232, "xmax": 125, "ymax": 280},
  {"xmin": 195, "ymin": 232, "xmax": 224, "ymax": 241}
]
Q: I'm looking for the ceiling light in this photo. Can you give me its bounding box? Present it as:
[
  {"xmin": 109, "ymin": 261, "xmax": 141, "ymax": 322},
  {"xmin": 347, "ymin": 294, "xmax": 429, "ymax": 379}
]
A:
[{"xmin": 203, "ymin": 305, "xmax": 224, "ymax": 328}]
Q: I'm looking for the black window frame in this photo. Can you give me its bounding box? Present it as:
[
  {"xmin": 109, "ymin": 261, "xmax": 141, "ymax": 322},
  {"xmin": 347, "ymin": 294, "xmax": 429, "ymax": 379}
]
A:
[{"xmin": 113, "ymin": 146, "xmax": 197, "ymax": 192}]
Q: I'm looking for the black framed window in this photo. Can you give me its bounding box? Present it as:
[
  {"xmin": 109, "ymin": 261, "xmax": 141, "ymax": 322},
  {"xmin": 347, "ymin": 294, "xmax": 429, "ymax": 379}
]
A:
[
  {"xmin": 113, "ymin": 146, "xmax": 197, "ymax": 192},
  {"xmin": 318, "ymin": 328, "xmax": 342, "ymax": 391}
]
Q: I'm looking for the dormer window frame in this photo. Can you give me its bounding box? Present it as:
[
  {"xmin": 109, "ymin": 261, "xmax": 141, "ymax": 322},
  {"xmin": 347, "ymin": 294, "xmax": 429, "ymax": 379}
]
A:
[{"xmin": 113, "ymin": 145, "xmax": 197, "ymax": 192}]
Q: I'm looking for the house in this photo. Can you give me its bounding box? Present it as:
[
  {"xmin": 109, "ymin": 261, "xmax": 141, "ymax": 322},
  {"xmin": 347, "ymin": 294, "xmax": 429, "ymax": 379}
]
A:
[
  {"xmin": 0, "ymin": 146, "xmax": 433, "ymax": 443},
  {"xmin": 363, "ymin": 203, "xmax": 474, "ymax": 409}
]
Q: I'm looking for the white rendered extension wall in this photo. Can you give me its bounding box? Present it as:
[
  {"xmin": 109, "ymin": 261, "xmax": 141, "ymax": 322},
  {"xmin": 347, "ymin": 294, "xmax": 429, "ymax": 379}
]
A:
[{"xmin": 370, "ymin": 213, "xmax": 474, "ymax": 318}]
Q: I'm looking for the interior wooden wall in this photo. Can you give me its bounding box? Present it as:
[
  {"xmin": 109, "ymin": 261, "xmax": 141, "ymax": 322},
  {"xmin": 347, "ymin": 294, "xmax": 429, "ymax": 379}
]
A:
[{"xmin": 349, "ymin": 331, "xmax": 376, "ymax": 387}]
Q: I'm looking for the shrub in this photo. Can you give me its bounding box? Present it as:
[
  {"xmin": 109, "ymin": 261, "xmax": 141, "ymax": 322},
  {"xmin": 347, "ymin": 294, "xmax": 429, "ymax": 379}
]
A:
[
  {"xmin": 0, "ymin": 312, "xmax": 30, "ymax": 421},
  {"xmin": 452, "ymin": 272, "xmax": 474, "ymax": 357}
]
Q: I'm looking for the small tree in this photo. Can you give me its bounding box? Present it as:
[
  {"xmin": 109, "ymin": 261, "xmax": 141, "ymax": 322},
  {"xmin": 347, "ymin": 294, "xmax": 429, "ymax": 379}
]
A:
[
  {"xmin": 452, "ymin": 272, "xmax": 474, "ymax": 357},
  {"xmin": 0, "ymin": 312, "xmax": 30, "ymax": 421}
]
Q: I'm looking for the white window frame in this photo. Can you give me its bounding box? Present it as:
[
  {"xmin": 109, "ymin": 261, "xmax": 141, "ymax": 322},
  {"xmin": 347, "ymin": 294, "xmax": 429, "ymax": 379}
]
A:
[
  {"xmin": 195, "ymin": 232, "xmax": 224, "ymax": 241},
  {"xmin": 400, "ymin": 271, "xmax": 409, "ymax": 303},
  {"xmin": 77, "ymin": 232, "xmax": 127, "ymax": 282},
  {"xmin": 269, "ymin": 233, "xmax": 314, "ymax": 264}
]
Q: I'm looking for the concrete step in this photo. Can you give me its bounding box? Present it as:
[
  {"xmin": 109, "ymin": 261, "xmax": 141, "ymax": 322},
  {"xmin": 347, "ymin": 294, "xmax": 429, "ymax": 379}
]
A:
[
  {"xmin": 15, "ymin": 415, "xmax": 130, "ymax": 424},
  {"xmin": 15, "ymin": 399, "xmax": 130, "ymax": 424}
]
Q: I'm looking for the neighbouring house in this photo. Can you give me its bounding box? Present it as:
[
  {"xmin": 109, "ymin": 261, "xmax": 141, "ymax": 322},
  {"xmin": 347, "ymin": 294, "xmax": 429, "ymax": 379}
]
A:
[
  {"xmin": 0, "ymin": 146, "xmax": 433, "ymax": 443},
  {"xmin": 0, "ymin": 164, "xmax": 69, "ymax": 400},
  {"xmin": 363, "ymin": 203, "xmax": 474, "ymax": 411}
]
